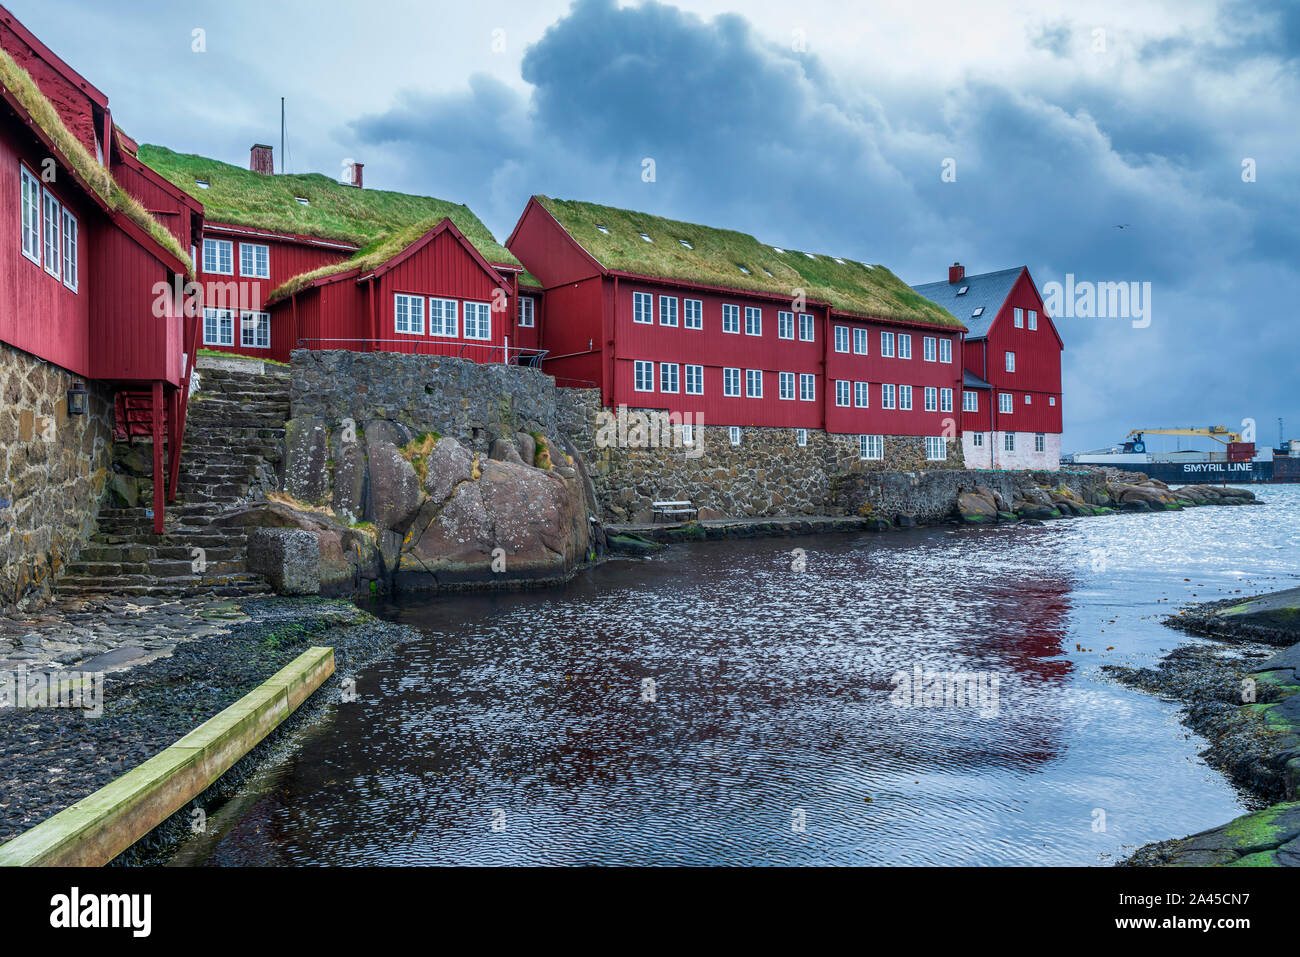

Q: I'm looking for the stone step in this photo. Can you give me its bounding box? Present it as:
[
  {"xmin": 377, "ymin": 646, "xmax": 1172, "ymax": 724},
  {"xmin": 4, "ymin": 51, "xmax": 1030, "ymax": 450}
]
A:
[{"xmin": 55, "ymin": 578, "xmax": 269, "ymax": 598}]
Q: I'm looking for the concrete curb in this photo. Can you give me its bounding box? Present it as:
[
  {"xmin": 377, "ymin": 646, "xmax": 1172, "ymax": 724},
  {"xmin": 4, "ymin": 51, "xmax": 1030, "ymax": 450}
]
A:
[{"xmin": 0, "ymin": 646, "xmax": 335, "ymax": 867}]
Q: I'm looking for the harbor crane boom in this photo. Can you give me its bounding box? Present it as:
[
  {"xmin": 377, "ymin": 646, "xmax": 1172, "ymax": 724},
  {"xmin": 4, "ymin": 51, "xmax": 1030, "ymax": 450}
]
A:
[{"xmin": 1127, "ymin": 426, "xmax": 1243, "ymax": 446}]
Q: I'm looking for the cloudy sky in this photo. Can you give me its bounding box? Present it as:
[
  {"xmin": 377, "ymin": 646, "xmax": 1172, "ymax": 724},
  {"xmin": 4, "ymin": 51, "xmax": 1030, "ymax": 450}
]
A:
[{"xmin": 18, "ymin": 0, "xmax": 1298, "ymax": 453}]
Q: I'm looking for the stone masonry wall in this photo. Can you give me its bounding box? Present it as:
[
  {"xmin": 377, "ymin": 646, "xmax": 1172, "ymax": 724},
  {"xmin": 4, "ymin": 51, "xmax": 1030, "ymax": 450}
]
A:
[{"xmin": 0, "ymin": 342, "xmax": 113, "ymax": 611}]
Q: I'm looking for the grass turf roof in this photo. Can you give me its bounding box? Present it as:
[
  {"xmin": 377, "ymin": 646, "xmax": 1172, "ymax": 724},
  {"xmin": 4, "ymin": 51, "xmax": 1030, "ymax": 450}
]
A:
[
  {"xmin": 137, "ymin": 144, "xmax": 521, "ymax": 297},
  {"xmin": 536, "ymin": 196, "xmax": 962, "ymax": 329},
  {"xmin": 0, "ymin": 49, "xmax": 192, "ymax": 274}
]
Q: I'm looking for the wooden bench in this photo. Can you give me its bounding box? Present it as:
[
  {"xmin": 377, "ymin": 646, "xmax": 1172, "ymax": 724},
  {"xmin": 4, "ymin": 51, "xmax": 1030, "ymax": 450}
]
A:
[{"xmin": 651, "ymin": 500, "xmax": 697, "ymax": 523}]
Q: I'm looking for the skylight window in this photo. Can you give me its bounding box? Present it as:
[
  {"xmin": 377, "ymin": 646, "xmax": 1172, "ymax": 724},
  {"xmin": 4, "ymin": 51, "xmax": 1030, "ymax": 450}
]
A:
[
  {"xmin": 639, "ymin": 232, "xmax": 652, "ymax": 242},
  {"xmin": 762, "ymin": 268, "xmax": 774, "ymax": 277},
  {"xmin": 738, "ymin": 265, "xmax": 751, "ymax": 275},
  {"xmin": 956, "ymin": 285, "xmax": 969, "ymax": 295},
  {"xmin": 195, "ymin": 179, "xmax": 210, "ymax": 189},
  {"xmin": 772, "ymin": 246, "xmax": 785, "ymax": 254},
  {"xmin": 595, "ymin": 224, "xmax": 610, "ymax": 234},
  {"xmin": 295, "ymin": 197, "xmax": 310, "ymax": 206},
  {"xmin": 678, "ymin": 239, "xmax": 693, "ymax": 249},
  {"xmin": 803, "ymin": 252, "xmax": 815, "ymax": 259},
  {"xmin": 833, "ymin": 257, "xmax": 846, "ymax": 264},
  {"xmin": 972, "ymin": 306, "xmax": 984, "ymax": 317}
]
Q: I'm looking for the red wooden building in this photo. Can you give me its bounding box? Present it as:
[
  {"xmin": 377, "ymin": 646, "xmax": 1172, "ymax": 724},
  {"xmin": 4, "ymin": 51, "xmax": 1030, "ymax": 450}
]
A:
[
  {"xmin": 912, "ymin": 264, "xmax": 1064, "ymax": 468},
  {"xmin": 507, "ymin": 196, "xmax": 966, "ymax": 458}
]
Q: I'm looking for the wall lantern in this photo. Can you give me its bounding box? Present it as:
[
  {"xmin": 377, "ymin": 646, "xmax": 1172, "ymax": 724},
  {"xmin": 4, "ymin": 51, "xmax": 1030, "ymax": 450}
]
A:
[{"xmin": 67, "ymin": 380, "xmax": 88, "ymax": 416}]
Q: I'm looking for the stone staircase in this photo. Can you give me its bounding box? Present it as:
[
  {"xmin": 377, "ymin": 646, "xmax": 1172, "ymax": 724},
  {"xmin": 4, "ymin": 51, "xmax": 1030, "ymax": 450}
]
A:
[{"xmin": 55, "ymin": 362, "xmax": 291, "ymax": 599}]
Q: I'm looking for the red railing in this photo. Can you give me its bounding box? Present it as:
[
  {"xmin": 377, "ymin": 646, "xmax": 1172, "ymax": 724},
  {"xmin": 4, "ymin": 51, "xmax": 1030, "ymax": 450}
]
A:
[{"xmin": 295, "ymin": 338, "xmax": 548, "ymax": 367}]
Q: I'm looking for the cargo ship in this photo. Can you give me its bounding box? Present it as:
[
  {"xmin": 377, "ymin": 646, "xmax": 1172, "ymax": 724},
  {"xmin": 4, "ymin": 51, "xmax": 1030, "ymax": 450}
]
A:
[{"xmin": 1068, "ymin": 427, "xmax": 1300, "ymax": 484}]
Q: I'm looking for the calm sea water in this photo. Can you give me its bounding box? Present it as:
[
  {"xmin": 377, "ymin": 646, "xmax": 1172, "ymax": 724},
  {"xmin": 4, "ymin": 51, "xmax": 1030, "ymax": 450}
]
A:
[{"xmin": 180, "ymin": 486, "xmax": 1300, "ymax": 866}]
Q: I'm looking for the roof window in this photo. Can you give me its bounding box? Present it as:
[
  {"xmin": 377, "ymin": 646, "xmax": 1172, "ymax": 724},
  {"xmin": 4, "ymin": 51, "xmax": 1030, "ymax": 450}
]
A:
[
  {"xmin": 956, "ymin": 285, "xmax": 969, "ymax": 295},
  {"xmin": 678, "ymin": 239, "xmax": 693, "ymax": 249},
  {"xmin": 972, "ymin": 307, "xmax": 984, "ymax": 317},
  {"xmin": 595, "ymin": 224, "xmax": 610, "ymax": 234}
]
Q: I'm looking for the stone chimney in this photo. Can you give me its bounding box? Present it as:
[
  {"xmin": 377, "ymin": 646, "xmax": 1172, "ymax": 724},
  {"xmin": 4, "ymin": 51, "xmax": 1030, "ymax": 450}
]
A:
[
  {"xmin": 350, "ymin": 162, "xmax": 364, "ymax": 188},
  {"xmin": 250, "ymin": 144, "xmax": 274, "ymax": 175},
  {"xmin": 949, "ymin": 262, "xmax": 965, "ymax": 284}
]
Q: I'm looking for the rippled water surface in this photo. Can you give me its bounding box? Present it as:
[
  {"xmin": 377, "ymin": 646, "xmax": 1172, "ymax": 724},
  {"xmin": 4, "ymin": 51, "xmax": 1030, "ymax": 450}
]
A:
[{"xmin": 190, "ymin": 487, "xmax": 1300, "ymax": 865}]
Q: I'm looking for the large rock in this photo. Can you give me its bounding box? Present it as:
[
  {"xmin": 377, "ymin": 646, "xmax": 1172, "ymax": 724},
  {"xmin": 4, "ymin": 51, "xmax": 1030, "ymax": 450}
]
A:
[
  {"xmin": 364, "ymin": 433, "xmax": 424, "ymax": 533},
  {"xmin": 515, "ymin": 431, "xmax": 536, "ymax": 467},
  {"xmin": 956, "ymin": 490, "xmax": 998, "ymax": 524},
  {"xmin": 247, "ymin": 528, "xmax": 320, "ymax": 595},
  {"xmin": 489, "ymin": 437, "xmax": 524, "ymax": 465},
  {"xmin": 423, "ymin": 437, "xmax": 475, "ymax": 504},
  {"xmin": 331, "ymin": 431, "xmax": 369, "ymax": 524},
  {"xmin": 283, "ymin": 416, "xmax": 331, "ymax": 504}
]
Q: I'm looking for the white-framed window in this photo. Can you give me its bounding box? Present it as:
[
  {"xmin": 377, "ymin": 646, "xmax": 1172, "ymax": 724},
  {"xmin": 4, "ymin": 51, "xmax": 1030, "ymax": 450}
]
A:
[
  {"xmin": 659, "ymin": 295, "xmax": 678, "ymax": 327},
  {"xmin": 939, "ymin": 338, "xmax": 952, "ymax": 363},
  {"xmin": 463, "ymin": 301, "xmax": 492, "ymax": 340},
  {"xmin": 518, "ymin": 296, "xmax": 535, "ymax": 327},
  {"xmin": 880, "ymin": 331, "xmax": 895, "ymax": 357},
  {"xmin": 1035, "ymin": 433, "xmax": 1046, "ymax": 452},
  {"xmin": 722, "ymin": 303, "xmax": 740, "ymax": 334},
  {"xmin": 395, "ymin": 293, "xmax": 425, "ymax": 334},
  {"xmin": 924, "ymin": 386, "xmax": 938, "ymax": 412},
  {"xmin": 633, "ymin": 291, "xmax": 654, "ymax": 324},
  {"xmin": 746, "ymin": 369, "xmax": 763, "ymax": 398},
  {"xmin": 239, "ymin": 242, "xmax": 269, "ymax": 278},
  {"xmin": 20, "ymin": 166, "xmax": 41, "ymax": 264},
  {"xmin": 799, "ymin": 373, "xmax": 815, "ymax": 402},
  {"xmin": 898, "ymin": 334, "xmax": 912, "ymax": 359},
  {"xmin": 1028, "ymin": 309, "xmax": 1038, "ymax": 330},
  {"xmin": 744, "ymin": 306, "xmax": 762, "ymax": 336},
  {"xmin": 203, "ymin": 307, "xmax": 234, "ymax": 346},
  {"xmin": 795, "ymin": 428, "xmax": 808, "ymax": 447},
  {"xmin": 1049, "ymin": 396, "xmax": 1057, "ymax": 406},
  {"xmin": 860, "ymin": 434, "xmax": 884, "ymax": 460},
  {"xmin": 834, "ymin": 325, "xmax": 850, "ymax": 353},
  {"xmin": 634, "ymin": 360, "xmax": 655, "ymax": 392},
  {"xmin": 429, "ymin": 297, "xmax": 459, "ymax": 337},
  {"xmin": 853, "ymin": 328, "xmax": 869, "ymax": 355},
  {"xmin": 684, "ymin": 298, "xmax": 703, "ymax": 329},
  {"xmin": 723, "ymin": 367, "xmax": 741, "ymax": 397},
  {"xmin": 1014, "ymin": 307, "xmax": 1024, "ymax": 328},
  {"xmin": 963, "ymin": 390, "xmax": 979, "ymax": 412},
  {"xmin": 681, "ymin": 424, "xmax": 695, "ymax": 446},
  {"xmin": 940, "ymin": 388, "xmax": 953, "ymax": 413},
  {"xmin": 778, "ymin": 311, "xmax": 794, "ymax": 339},
  {"xmin": 660, "ymin": 362, "xmax": 679, "ymax": 393},
  {"xmin": 1004, "ymin": 432, "xmax": 1016, "ymax": 452},
  {"xmin": 999, "ymin": 392, "xmax": 1013, "ymax": 414},
  {"xmin": 60, "ymin": 206, "xmax": 78, "ymax": 291},
  {"xmin": 779, "ymin": 371, "xmax": 796, "ymax": 400},
  {"xmin": 899, "ymin": 384, "xmax": 913, "ymax": 410},
  {"xmin": 729, "ymin": 426, "xmax": 742, "ymax": 446},
  {"xmin": 241, "ymin": 310, "xmax": 270, "ymax": 349},
  {"xmin": 1025, "ymin": 393, "xmax": 1032, "ymax": 404},
  {"xmin": 798, "ymin": 313, "xmax": 815, "ymax": 341},
  {"xmin": 854, "ymin": 381, "xmax": 869, "ymax": 408},
  {"xmin": 202, "ymin": 237, "xmax": 234, "ymax": 275},
  {"xmin": 923, "ymin": 336, "xmax": 937, "ymax": 362},
  {"xmin": 685, "ymin": 364, "xmax": 703, "ymax": 395},
  {"xmin": 42, "ymin": 189, "xmax": 61, "ymax": 278},
  {"xmin": 882, "ymin": 383, "xmax": 896, "ymax": 409},
  {"xmin": 835, "ymin": 380, "xmax": 851, "ymax": 407},
  {"xmin": 1005, "ymin": 351, "xmax": 1015, "ymax": 372},
  {"xmin": 972, "ymin": 432, "xmax": 984, "ymax": 447},
  {"xmin": 925, "ymin": 436, "xmax": 947, "ymax": 461}
]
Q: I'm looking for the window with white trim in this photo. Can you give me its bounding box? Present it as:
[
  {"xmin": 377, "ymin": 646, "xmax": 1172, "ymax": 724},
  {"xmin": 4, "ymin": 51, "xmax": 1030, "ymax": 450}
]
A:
[
  {"xmin": 939, "ymin": 338, "xmax": 952, "ymax": 363},
  {"xmin": 746, "ymin": 369, "xmax": 763, "ymax": 398},
  {"xmin": 1035, "ymin": 432, "xmax": 1046, "ymax": 452},
  {"xmin": 729, "ymin": 426, "xmax": 742, "ymax": 445},
  {"xmin": 923, "ymin": 336, "xmax": 937, "ymax": 362},
  {"xmin": 203, "ymin": 307, "xmax": 234, "ymax": 346},
  {"xmin": 834, "ymin": 325, "xmax": 850, "ymax": 353},
  {"xmin": 899, "ymin": 384, "xmax": 913, "ymax": 410},
  {"xmin": 723, "ymin": 367, "xmax": 741, "ymax": 396},
  {"xmin": 999, "ymin": 392, "xmax": 1013, "ymax": 414},
  {"xmin": 1049, "ymin": 396, "xmax": 1057, "ymax": 406},
  {"xmin": 898, "ymin": 334, "xmax": 912, "ymax": 360},
  {"xmin": 925, "ymin": 436, "xmax": 947, "ymax": 460},
  {"xmin": 634, "ymin": 360, "xmax": 654, "ymax": 392},
  {"xmin": 1028, "ymin": 309, "xmax": 1038, "ymax": 330},
  {"xmin": 1014, "ymin": 307, "xmax": 1024, "ymax": 328},
  {"xmin": 659, "ymin": 295, "xmax": 678, "ymax": 327},
  {"xmin": 518, "ymin": 296, "xmax": 535, "ymax": 327},
  {"xmin": 684, "ymin": 298, "xmax": 702, "ymax": 329},
  {"xmin": 835, "ymin": 380, "xmax": 850, "ymax": 407},
  {"xmin": 463, "ymin": 301, "xmax": 492, "ymax": 340},
  {"xmin": 202, "ymin": 237, "xmax": 233, "ymax": 275},
  {"xmin": 1004, "ymin": 432, "xmax": 1016, "ymax": 451},
  {"xmin": 799, "ymin": 373, "xmax": 815, "ymax": 402},
  {"xmin": 239, "ymin": 243, "xmax": 269, "ymax": 278},
  {"xmin": 963, "ymin": 390, "xmax": 978, "ymax": 412},
  {"xmin": 880, "ymin": 331, "xmax": 894, "ymax": 357},
  {"xmin": 20, "ymin": 166, "xmax": 40, "ymax": 264},
  {"xmin": 633, "ymin": 291, "xmax": 654, "ymax": 324},
  {"xmin": 395, "ymin": 293, "xmax": 425, "ymax": 334},
  {"xmin": 60, "ymin": 206, "xmax": 78, "ymax": 291},
  {"xmin": 1025, "ymin": 394, "xmax": 1032, "ymax": 404},
  {"xmin": 972, "ymin": 432, "xmax": 984, "ymax": 447},
  {"xmin": 853, "ymin": 328, "xmax": 869, "ymax": 355},
  {"xmin": 882, "ymin": 383, "xmax": 896, "ymax": 409},
  {"xmin": 681, "ymin": 424, "xmax": 695, "ymax": 446},
  {"xmin": 660, "ymin": 362, "xmax": 679, "ymax": 393},
  {"xmin": 795, "ymin": 428, "xmax": 808, "ymax": 447},
  {"xmin": 745, "ymin": 306, "xmax": 762, "ymax": 336},
  {"xmin": 429, "ymin": 297, "xmax": 458, "ymax": 337},
  {"xmin": 778, "ymin": 311, "xmax": 794, "ymax": 339},
  {"xmin": 42, "ymin": 190, "xmax": 60, "ymax": 278},
  {"xmin": 241, "ymin": 310, "xmax": 270, "ymax": 349},
  {"xmin": 860, "ymin": 434, "xmax": 884, "ymax": 460},
  {"xmin": 940, "ymin": 388, "xmax": 953, "ymax": 413},
  {"xmin": 779, "ymin": 371, "xmax": 795, "ymax": 400},
  {"xmin": 722, "ymin": 303, "xmax": 740, "ymax": 334},
  {"xmin": 685, "ymin": 364, "xmax": 703, "ymax": 395},
  {"xmin": 1005, "ymin": 351, "xmax": 1015, "ymax": 372},
  {"xmin": 854, "ymin": 381, "xmax": 869, "ymax": 408},
  {"xmin": 924, "ymin": 386, "xmax": 938, "ymax": 412},
  {"xmin": 798, "ymin": 313, "xmax": 815, "ymax": 341}
]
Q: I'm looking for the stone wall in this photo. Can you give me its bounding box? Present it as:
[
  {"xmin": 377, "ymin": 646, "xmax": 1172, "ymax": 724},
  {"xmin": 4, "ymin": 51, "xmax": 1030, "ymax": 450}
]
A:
[{"xmin": 0, "ymin": 342, "xmax": 113, "ymax": 611}]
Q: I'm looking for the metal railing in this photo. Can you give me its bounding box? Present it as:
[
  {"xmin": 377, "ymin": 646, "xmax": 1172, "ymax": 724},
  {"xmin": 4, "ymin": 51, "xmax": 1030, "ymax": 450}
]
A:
[{"xmin": 295, "ymin": 338, "xmax": 548, "ymax": 367}]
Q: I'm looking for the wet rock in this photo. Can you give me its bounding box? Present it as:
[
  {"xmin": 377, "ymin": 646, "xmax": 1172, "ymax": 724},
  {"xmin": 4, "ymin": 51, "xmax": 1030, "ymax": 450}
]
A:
[{"xmin": 247, "ymin": 528, "xmax": 321, "ymax": 596}]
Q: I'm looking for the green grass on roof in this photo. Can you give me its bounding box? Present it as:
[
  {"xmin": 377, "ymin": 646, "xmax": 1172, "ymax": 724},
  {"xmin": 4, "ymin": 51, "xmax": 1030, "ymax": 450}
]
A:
[
  {"xmin": 137, "ymin": 145, "xmax": 519, "ymax": 293},
  {"xmin": 537, "ymin": 196, "xmax": 962, "ymax": 329},
  {"xmin": 0, "ymin": 50, "xmax": 192, "ymax": 274}
]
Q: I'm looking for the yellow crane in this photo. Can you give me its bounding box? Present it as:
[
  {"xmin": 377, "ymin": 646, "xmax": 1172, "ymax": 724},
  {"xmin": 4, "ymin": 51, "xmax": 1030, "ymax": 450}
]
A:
[{"xmin": 1127, "ymin": 426, "xmax": 1244, "ymax": 446}]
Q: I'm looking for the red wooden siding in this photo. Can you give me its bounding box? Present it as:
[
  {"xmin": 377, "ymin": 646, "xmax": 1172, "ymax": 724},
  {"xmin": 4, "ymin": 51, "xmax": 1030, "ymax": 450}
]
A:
[{"xmin": 977, "ymin": 270, "xmax": 1063, "ymax": 434}]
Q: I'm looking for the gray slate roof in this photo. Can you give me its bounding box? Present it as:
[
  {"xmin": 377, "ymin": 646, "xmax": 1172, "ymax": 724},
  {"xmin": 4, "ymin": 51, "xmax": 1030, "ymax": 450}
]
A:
[
  {"xmin": 963, "ymin": 369, "xmax": 992, "ymax": 389},
  {"xmin": 911, "ymin": 266, "xmax": 1024, "ymax": 339}
]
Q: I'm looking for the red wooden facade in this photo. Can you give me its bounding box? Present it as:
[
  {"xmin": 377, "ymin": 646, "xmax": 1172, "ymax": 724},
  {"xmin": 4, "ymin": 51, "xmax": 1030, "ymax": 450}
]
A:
[{"xmin": 972, "ymin": 268, "xmax": 1063, "ymax": 437}]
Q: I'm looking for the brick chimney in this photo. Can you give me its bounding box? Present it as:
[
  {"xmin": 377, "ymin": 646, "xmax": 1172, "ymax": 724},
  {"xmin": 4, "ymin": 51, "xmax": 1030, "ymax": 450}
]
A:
[
  {"xmin": 949, "ymin": 262, "xmax": 965, "ymax": 284},
  {"xmin": 351, "ymin": 162, "xmax": 364, "ymax": 188},
  {"xmin": 250, "ymin": 144, "xmax": 274, "ymax": 175}
]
